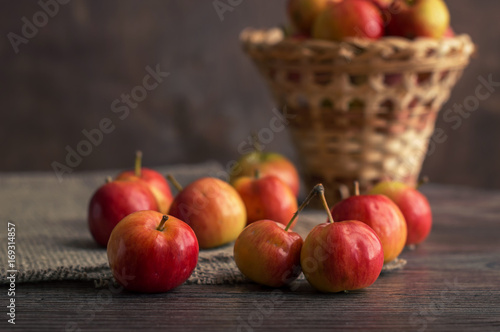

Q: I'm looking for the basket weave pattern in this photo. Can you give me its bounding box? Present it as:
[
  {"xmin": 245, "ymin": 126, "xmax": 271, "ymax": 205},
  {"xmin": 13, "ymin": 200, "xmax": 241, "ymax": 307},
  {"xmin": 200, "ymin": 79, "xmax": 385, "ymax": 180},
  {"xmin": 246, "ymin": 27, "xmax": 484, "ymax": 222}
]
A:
[{"xmin": 241, "ymin": 28, "xmax": 475, "ymax": 202}]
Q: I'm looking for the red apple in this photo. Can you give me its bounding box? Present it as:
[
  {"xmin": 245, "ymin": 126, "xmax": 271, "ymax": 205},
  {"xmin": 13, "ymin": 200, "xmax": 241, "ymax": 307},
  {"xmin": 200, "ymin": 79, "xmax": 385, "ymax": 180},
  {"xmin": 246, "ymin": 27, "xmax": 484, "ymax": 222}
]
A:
[
  {"xmin": 231, "ymin": 150, "xmax": 300, "ymax": 197},
  {"xmin": 301, "ymin": 184, "xmax": 384, "ymax": 292},
  {"xmin": 115, "ymin": 151, "xmax": 173, "ymax": 214},
  {"xmin": 234, "ymin": 220, "xmax": 303, "ymax": 287},
  {"xmin": 287, "ymin": 0, "xmax": 333, "ymax": 35},
  {"xmin": 233, "ymin": 183, "xmax": 324, "ymax": 287},
  {"xmin": 369, "ymin": 181, "xmax": 432, "ymax": 245},
  {"xmin": 233, "ymin": 173, "xmax": 298, "ymax": 227},
  {"xmin": 330, "ymin": 184, "xmax": 407, "ymax": 263},
  {"xmin": 107, "ymin": 211, "xmax": 199, "ymax": 293},
  {"xmin": 312, "ymin": 0, "xmax": 384, "ymax": 41},
  {"xmin": 386, "ymin": 0, "xmax": 450, "ymax": 39},
  {"xmin": 168, "ymin": 177, "xmax": 247, "ymax": 249},
  {"xmin": 88, "ymin": 178, "xmax": 158, "ymax": 247}
]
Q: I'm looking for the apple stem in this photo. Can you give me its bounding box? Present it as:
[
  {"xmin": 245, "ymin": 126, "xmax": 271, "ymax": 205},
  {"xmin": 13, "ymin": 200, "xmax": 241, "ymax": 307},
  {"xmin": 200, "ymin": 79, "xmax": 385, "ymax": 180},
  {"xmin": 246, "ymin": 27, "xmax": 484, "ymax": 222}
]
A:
[
  {"xmin": 284, "ymin": 184, "xmax": 322, "ymax": 231},
  {"xmin": 105, "ymin": 176, "xmax": 112, "ymax": 183},
  {"xmin": 166, "ymin": 174, "xmax": 183, "ymax": 192},
  {"xmin": 317, "ymin": 184, "xmax": 334, "ymax": 224},
  {"xmin": 157, "ymin": 215, "xmax": 168, "ymax": 231},
  {"xmin": 254, "ymin": 169, "xmax": 260, "ymax": 179},
  {"xmin": 135, "ymin": 150, "xmax": 142, "ymax": 177},
  {"xmin": 338, "ymin": 184, "xmax": 350, "ymax": 200},
  {"xmin": 251, "ymin": 132, "xmax": 262, "ymax": 152},
  {"xmin": 416, "ymin": 176, "xmax": 429, "ymax": 189},
  {"xmin": 354, "ymin": 181, "xmax": 360, "ymax": 196}
]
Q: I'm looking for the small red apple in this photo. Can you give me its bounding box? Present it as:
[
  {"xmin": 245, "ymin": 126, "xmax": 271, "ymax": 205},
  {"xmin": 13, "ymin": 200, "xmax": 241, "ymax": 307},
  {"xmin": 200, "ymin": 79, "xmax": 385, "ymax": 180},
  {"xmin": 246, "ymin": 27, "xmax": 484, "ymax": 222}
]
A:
[
  {"xmin": 233, "ymin": 183, "xmax": 324, "ymax": 287},
  {"xmin": 287, "ymin": 0, "xmax": 332, "ymax": 35},
  {"xmin": 312, "ymin": 0, "xmax": 384, "ymax": 41},
  {"xmin": 330, "ymin": 183, "xmax": 407, "ymax": 263},
  {"xmin": 300, "ymin": 184, "xmax": 384, "ymax": 292},
  {"xmin": 115, "ymin": 151, "xmax": 173, "ymax": 214},
  {"xmin": 369, "ymin": 180, "xmax": 432, "ymax": 245},
  {"xmin": 231, "ymin": 150, "xmax": 300, "ymax": 197},
  {"xmin": 233, "ymin": 172, "xmax": 298, "ymax": 227},
  {"xmin": 107, "ymin": 211, "xmax": 199, "ymax": 293},
  {"xmin": 88, "ymin": 178, "xmax": 158, "ymax": 247},
  {"xmin": 386, "ymin": 0, "xmax": 450, "ymax": 39},
  {"xmin": 234, "ymin": 220, "xmax": 303, "ymax": 287},
  {"xmin": 168, "ymin": 177, "xmax": 247, "ymax": 249}
]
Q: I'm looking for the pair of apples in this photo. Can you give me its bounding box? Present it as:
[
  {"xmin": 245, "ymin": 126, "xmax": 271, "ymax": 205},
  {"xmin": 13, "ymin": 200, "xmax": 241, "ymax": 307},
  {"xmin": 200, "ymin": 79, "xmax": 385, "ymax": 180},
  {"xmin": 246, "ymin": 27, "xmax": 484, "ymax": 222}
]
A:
[
  {"xmin": 287, "ymin": 0, "xmax": 452, "ymax": 41},
  {"xmin": 234, "ymin": 181, "xmax": 432, "ymax": 292}
]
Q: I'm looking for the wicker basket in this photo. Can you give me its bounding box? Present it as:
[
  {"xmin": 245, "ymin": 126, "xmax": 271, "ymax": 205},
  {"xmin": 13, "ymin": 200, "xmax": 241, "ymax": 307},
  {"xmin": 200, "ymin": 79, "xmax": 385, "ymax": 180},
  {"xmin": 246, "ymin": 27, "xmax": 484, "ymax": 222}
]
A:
[{"xmin": 241, "ymin": 28, "xmax": 475, "ymax": 203}]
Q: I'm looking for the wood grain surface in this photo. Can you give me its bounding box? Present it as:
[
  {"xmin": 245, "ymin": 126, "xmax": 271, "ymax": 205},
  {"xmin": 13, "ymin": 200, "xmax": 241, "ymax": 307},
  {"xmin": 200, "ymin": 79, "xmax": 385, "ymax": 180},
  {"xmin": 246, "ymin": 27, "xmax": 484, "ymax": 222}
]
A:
[{"xmin": 3, "ymin": 184, "xmax": 500, "ymax": 331}]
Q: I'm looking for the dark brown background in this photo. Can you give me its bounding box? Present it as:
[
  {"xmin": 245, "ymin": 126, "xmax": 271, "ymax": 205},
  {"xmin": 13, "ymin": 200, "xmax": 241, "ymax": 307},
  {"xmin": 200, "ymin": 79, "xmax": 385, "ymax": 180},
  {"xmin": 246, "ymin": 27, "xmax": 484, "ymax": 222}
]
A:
[{"xmin": 1, "ymin": 0, "xmax": 499, "ymax": 188}]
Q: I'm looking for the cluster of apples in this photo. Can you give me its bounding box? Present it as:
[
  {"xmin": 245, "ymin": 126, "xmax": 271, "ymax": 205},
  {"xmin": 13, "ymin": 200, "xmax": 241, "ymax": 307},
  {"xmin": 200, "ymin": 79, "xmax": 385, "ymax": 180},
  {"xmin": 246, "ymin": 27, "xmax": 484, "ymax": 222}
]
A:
[
  {"xmin": 234, "ymin": 179, "xmax": 432, "ymax": 292},
  {"xmin": 87, "ymin": 149, "xmax": 301, "ymax": 292},
  {"xmin": 88, "ymin": 147, "xmax": 432, "ymax": 293},
  {"xmin": 287, "ymin": 0, "xmax": 453, "ymax": 42}
]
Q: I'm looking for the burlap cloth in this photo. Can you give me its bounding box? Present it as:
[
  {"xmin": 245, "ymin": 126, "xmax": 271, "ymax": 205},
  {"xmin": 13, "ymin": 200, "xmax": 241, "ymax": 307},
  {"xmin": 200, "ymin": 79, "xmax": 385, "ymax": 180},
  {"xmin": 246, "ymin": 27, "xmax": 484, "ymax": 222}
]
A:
[{"xmin": 0, "ymin": 161, "xmax": 403, "ymax": 286}]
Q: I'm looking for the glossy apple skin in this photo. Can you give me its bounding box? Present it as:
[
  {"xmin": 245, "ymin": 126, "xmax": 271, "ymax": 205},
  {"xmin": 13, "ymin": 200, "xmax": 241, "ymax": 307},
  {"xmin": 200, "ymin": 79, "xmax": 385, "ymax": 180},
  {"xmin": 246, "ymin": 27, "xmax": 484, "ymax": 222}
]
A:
[
  {"xmin": 386, "ymin": 0, "xmax": 450, "ymax": 39},
  {"xmin": 301, "ymin": 220, "xmax": 384, "ymax": 292},
  {"xmin": 107, "ymin": 211, "xmax": 199, "ymax": 293},
  {"xmin": 330, "ymin": 195, "xmax": 407, "ymax": 263},
  {"xmin": 169, "ymin": 177, "xmax": 247, "ymax": 249},
  {"xmin": 233, "ymin": 175, "xmax": 298, "ymax": 228},
  {"xmin": 234, "ymin": 220, "xmax": 303, "ymax": 287},
  {"xmin": 116, "ymin": 168, "xmax": 173, "ymax": 214},
  {"xmin": 230, "ymin": 151, "xmax": 300, "ymax": 197},
  {"xmin": 287, "ymin": 0, "xmax": 331, "ymax": 35},
  {"xmin": 369, "ymin": 181, "xmax": 432, "ymax": 245},
  {"xmin": 312, "ymin": 0, "xmax": 384, "ymax": 41},
  {"xmin": 88, "ymin": 180, "xmax": 158, "ymax": 247}
]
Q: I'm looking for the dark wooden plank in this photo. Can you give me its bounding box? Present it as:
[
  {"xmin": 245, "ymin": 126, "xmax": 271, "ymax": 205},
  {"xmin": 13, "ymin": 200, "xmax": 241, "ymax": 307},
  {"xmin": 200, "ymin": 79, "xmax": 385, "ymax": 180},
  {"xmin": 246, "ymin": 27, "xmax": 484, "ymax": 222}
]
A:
[{"xmin": 3, "ymin": 184, "xmax": 500, "ymax": 331}]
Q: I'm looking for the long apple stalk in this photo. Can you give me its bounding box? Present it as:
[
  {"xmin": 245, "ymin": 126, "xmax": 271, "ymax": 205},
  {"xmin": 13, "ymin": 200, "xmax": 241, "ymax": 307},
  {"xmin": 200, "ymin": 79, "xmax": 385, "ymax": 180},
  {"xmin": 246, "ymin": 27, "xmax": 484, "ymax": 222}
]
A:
[
  {"xmin": 166, "ymin": 174, "xmax": 184, "ymax": 192},
  {"xmin": 316, "ymin": 184, "xmax": 335, "ymax": 224},
  {"xmin": 285, "ymin": 183, "xmax": 323, "ymax": 231},
  {"xmin": 135, "ymin": 150, "xmax": 142, "ymax": 177}
]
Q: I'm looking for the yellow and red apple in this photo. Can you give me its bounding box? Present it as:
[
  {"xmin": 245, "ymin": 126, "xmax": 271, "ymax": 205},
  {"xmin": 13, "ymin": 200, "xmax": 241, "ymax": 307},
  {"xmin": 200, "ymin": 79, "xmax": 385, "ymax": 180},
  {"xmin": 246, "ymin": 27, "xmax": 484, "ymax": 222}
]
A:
[
  {"xmin": 168, "ymin": 177, "xmax": 246, "ymax": 249},
  {"xmin": 233, "ymin": 173, "xmax": 298, "ymax": 228},
  {"xmin": 231, "ymin": 150, "xmax": 300, "ymax": 197}
]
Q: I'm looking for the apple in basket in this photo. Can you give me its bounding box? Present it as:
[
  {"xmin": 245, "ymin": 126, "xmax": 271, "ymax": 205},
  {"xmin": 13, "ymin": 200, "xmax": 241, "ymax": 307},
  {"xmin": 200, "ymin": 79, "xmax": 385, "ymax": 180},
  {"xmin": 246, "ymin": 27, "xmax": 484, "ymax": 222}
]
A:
[
  {"xmin": 115, "ymin": 151, "xmax": 173, "ymax": 214},
  {"xmin": 88, "ymin": 178, "xmax": 158, "ymax": 247},
  {"xmin": 107, "ymin": 211, "xmax": 199, "ymax": 293},
  {"xmin": 330, "ymin": 182, "xmax": 407, "ymax": 263},
  {"xmin": 386, "ymin": 0, "xmax": 450, "ymax": 39},
  {"xmin": 369, "ymin": 179, "xmax": 432, "ymax": 246},
  {"xmin": 287, "ymin": 0, "xmax": 334, "ymax": 35},
  {"xmin": 312, "ymin": 0, "xmax": 384, "ymax": 41},
  {"xmin": 300, "ymin": 184, "xmax": 384, "ymax": 292},
  {"xmin": 168, "ymin": 176, "xmax": 246, "ymax": 249},
  {"xmin": 233, "ymin": 172, "xmax": 298, "ymax": 228}
]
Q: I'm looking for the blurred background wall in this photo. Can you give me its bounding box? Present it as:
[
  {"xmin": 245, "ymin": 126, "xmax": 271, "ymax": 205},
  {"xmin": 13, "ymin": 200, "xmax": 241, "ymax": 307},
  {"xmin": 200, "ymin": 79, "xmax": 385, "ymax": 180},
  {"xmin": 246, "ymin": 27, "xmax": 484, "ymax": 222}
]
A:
[{"xmin": 0, "ymin": 0, "xmax": 499, "ymax": 188}]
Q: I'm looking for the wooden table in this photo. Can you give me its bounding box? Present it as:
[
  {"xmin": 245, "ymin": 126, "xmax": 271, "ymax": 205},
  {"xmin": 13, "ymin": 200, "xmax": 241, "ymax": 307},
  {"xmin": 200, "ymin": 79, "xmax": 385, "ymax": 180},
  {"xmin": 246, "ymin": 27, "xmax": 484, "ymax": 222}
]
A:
[{"xmin": 4, "ymin": 184, "xmax": 500, "ymax": 331}]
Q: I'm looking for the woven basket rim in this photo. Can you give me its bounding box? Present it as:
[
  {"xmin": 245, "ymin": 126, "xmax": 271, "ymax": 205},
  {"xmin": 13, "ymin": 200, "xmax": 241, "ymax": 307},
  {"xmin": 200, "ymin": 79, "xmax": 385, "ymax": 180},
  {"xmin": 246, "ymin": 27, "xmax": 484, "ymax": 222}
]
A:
[{"xmin": 241, "ymin": 28, "xmax": 475, "ymax": 72}]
